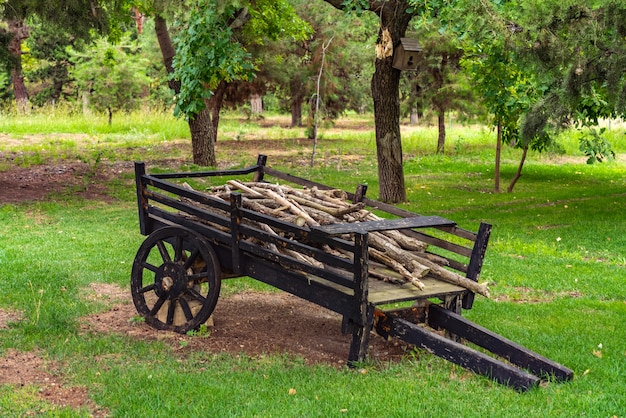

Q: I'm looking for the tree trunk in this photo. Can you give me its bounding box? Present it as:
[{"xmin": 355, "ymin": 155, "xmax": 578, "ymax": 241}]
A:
[
  {"xmin": 82, "ymin": 91, "xmax": 90, "ymax": 115},
  {"xmin": 495, "ymin": 119, "xmax": 502, "ymax": 193},
  {"xmin": 11, "ymin": 66, "xmax": 29, "ymax": 113},
  {"xmin": 154, "ymin": 15, "xmax": 216, "ymax": 166},
  {"xmin": 208, "ymin": 81, "xmax": 227, "ymax": 144},
  {"xmin": 371, "ymin": 6, "xmax": 413, "ymax": 203},
  {"xmin": 372, "ymin": 55, "xmax": 406, "ymax": 203},
  {"xmin": 250, "ymin": 94, "xmax": 263, "ymax": 114},
  {"xmin": 290, "ymin": 78, "xmax": 304, "ymax": 127},
  {"xmin": 8, "ymin": 19, "xmax": 30, "ymax": 113},
  {"xmin": 437, "ymin": 109, "xmax": 446, "ymax": 154},
  {"xmin": 410, "ymin": 107, "xmax": 419, "ymax": 125},
  {"xmin": 507, "ymin": 144, "xmax": 529, "ymax": 193},
  {"xmin": 291, "ymin": 98, "xmax": 303, "ymax": 127},
  {"xmin": 190, "ymin": 107, "xmax": 213, "ymax": 166},
  {"xmin": 51, "ymin": 66, "xmax": 66, "ymax": 103},
  {"xmin": 321, "ymin": 0, "xmax": 414, "ymax": 203}
]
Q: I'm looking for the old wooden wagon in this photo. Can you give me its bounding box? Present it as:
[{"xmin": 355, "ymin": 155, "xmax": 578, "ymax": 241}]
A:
[{"xmin": 132, "ymin": 155, "xmax": 573, "ymax": 391}]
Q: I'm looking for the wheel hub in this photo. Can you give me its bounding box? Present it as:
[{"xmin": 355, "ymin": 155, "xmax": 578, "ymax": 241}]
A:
[{"xmin": 155, "ymin": 262, "xmax": 187, "ymax": 299}]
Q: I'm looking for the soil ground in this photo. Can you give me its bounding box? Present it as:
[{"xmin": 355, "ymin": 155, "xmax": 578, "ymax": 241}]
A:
[{"xmin": 0, "ymin": 153, "xmax": 411, "ymax": 415}]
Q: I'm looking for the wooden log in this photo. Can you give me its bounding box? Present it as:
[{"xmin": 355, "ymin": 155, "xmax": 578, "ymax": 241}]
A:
[
  {"xmin": 260, "ymin": 189, "xmax": 320, "ymax": 227},
  {"xmin": 369, "ymin": 248, "xmax": 425, "ymax": 289},
  {"xmin": 368, "ymin": 232, "xmax": 430, "ymax": 279},
  {"xmin": 227, "ymin": 180, "xmax": 264, "ymax": 198},
  {"xmin": 413, "ymin": 256, "xmax": 490, "ymax": 298},
  {"xmin": 289, "ymin": 195, "xmax": 365, "ymax": 219}
]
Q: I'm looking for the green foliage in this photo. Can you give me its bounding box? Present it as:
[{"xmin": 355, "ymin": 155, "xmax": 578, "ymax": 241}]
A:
[
  {"xmin": 70, "ymin": 33, "xmax": 151, "ymax": 121},
  {"xmin": 171, "ymin": 1, "xmax": 256, "ymax": 117},
  {"xmin": 405, "ymin": 15, "xmax": 474, "ymax": 130},
  {"xmin": 23, "ymin": 17, "xmax": 76, "ymax": 106},
  {"xmin": 511, "ymin": 1, "xmax": 626, "ymax": 144},
  {"xmin": 171, "ymin": 0, "xmax": 311, "ymax": 118},
  {"xmin": 459, "ymin": 16, "xmax": 538, "ymax": 147},
  {"xmin": 1, "ymin": 0, "xmax": 131, "ymax": 41},
  {"xmin": 339, "ymin": 0, "xmax": 371, "ymax": 14},
  {"xmin": 0, "ymin": 67, "xmax": 7, "ymax": 91},
  {"xmin": 578, "ymin": 127, "xmax": 615, "ymax": 164},
  {"xmin": 258, "ymin": 0, "xmax": 375, "ymax": 124},
  {"xmin": 245, "ymin": 0, "xmax": 312, "ymax": 43}
]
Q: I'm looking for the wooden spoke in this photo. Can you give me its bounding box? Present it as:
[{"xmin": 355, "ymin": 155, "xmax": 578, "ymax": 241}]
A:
[
  {"xmin": 142, "ymin": 262, "xmax": 159, "ymax": 273},
  {"xmin": 149, "ymin": 296, "xmax": 166, "ymax": 316},
  {"xmin": 156, "ymin": 240, "xmax": 171, "ymax": 263},
  {"xmin": 185, "ymin": 288, "xmax": 207, "ymax": 304},
  {"xmin": 138, "ymin": 283, "xmax": 156, "ymax": 294},
  {"xmin": 183, "ymin": 247, "xmax": 201, "ymax": 270},
  {"xmin": 166, "ymin": 300, "xmax": 176, "ymax": 325},
  {"xmin": 173, "ymin": 235, "xmax": 184, "ymax": 262},
  {"xmin": 178, "ymin": 298, "xmax": 194, "ymax": 322}
]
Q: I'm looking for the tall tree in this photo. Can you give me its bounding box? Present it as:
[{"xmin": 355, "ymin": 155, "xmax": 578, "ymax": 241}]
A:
[
  {"xmin": 151, "ymin": 6, "xmax": 216, "ymax": 166},
  {"xmin": 458, "ymin": 1, "xmax": 626, "ymax": 191},
  {"xmin": 408, "ymin": 25, "xmax": 469, "ymax": 154},
  {"xmin": 70, "ymin": 33, "xmax": 151, "ymax": 124},
  {"xmin": 148, "ymin": 0, "xmax": 309, "ymax": 166},
  {"xmin": 25, "ymin": 19, "xmax": 77, "ymax": 106},
  {"xmin": 514, "ymin": 2, "xmax": 626, "ymax": 151},
  {"xmin": 462, "ymin": 39, "xmax": 536, "ymax": 192},
  {"xmin": 256, "ymin": 1, "xmax": 373, "ymax": 128},
  {"xmin": 0, "ymin": 0, "xmax": 127, "ymax": 112},
  {"xmin": 323, "ymin": 0, "xmax": 420, "ymax": 202}
]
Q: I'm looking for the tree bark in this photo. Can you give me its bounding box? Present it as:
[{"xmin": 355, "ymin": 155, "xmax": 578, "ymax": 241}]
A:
[
  {"xmin": 250, "ymin": 94, "xmax": 263, "ymax": 114},
  {"xmin": 410, "ymin": 107, "xmax": 419, "ymax": 125},
  {"xmin": 8, "ymin": 19, "xmax": 30, "ymax": 113},
  {"xmin": 432, "ymin": 53, "xmax": 447, "ymax": 154},
  {"xmin": 437, "ymin": 109, "xmax": 446, "ymax": 154},
  {"xmin": 323, "ymin": 0, "xmax": 414, "ymax": 203},
  {"xmin": 207, "ymin": 80, "xmax": 227, "ymax": 144},
  {"xmin": 190, "ymin": 108, "xmax": 213, "ymax": 166},
  {"xmin": 371, "ymin": 4, "xmax": 414, "ymax": 203},
  {"xmin": 154, "ymin": 15, "xmax": 216, "ymax": 166},
  {"xmin": 290, "ymin": 77, "xmax": 304, "ymax": 127}
]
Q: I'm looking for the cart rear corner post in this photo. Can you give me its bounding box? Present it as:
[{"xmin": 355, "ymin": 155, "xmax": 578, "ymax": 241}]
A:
[{"xmin": 131, "ymin": 155, "xmax": 573, "ymax": 392}]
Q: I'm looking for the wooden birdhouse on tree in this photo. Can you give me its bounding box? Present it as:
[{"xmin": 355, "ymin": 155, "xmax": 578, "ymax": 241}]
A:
[{"xmin": 392, "ymin": 38, "xmax": 422, "ymax": 71}]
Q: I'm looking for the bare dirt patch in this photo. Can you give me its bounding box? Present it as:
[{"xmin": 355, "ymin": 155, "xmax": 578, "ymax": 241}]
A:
[
  {"xmin": 0, "ymin": 349, "xmax": 108, "ymax": 416},
  {"xmin": 0, "ymin": 308, "xmax": 22, "ymax": 329},
  {"xmin": 81, "ymin": 283, "xmax": 412, "ymax": 367},
  {"xmin": 0, "ymin": 162, "xmax": 130, "ymax": 204}
]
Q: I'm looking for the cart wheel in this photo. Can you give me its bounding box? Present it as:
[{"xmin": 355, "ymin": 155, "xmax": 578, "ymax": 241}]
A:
[{"xmin": 131, "ymin": 226, "xmax": 221, "ymax": 333}]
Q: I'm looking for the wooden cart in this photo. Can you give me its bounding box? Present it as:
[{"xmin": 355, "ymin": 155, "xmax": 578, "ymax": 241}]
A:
[{"xmin": 132, "ymin": 155, "xmax": 573, "ymax": 391}]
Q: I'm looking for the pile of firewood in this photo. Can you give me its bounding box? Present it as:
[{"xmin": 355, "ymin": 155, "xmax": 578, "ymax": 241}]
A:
[{"xmin": 187, "ymin": 180, "xmax": 490, "ymax": 298}]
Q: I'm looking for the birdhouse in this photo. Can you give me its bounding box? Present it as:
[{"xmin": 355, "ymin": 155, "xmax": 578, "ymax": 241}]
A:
[{"xmin": 392, "ymin": 38, "xmax": 422, "ymax": 71}]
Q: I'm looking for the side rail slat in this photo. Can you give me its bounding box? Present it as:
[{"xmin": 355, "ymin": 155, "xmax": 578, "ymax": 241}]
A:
[
  {"xmin": 143, "ymin": 175, "xmax": 231, "ymax": 212},
  {"xmin": 149, "ymin": 164, "xmax": 263, "ymax": 180},
  {"xmin": 238, "ymin": 240, "xmax": 355, "ymax": 290},
  {"xmin": 144, "ymin": 190, "xmax": 231, "ymax": 230},
  {"xmin": 238, "ymin": 223, "xmax": 355, "ymax": 271}
]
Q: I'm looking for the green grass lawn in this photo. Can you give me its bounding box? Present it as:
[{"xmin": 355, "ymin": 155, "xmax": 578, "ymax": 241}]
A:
[{"xmin": 1, "ymin": 111, "xmax": 625, "ymax": 417}]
